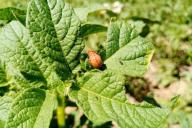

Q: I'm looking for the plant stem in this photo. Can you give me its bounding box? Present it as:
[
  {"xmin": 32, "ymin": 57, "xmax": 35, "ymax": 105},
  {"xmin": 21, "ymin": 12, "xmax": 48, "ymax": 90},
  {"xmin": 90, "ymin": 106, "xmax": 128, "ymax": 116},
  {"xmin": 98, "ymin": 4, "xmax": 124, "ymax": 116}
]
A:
[{"xmin": 57, "ymin": 95, "xmax": 65, "ymax": 128}]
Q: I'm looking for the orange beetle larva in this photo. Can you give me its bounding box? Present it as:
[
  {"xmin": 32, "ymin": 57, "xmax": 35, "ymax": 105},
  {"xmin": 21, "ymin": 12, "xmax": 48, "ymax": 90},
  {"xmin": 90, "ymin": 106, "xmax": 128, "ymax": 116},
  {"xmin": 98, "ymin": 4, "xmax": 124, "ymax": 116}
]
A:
[{"xmin": 87, "ymin": 50, "xmax": 103, "ymax": 69}]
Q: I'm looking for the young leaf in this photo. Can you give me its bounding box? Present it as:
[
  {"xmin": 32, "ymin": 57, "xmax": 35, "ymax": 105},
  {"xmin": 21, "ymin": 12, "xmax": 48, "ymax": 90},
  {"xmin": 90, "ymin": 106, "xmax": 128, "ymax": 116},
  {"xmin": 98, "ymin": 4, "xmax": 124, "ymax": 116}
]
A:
[
  {"xmin": 0, "ymin": 7, "xmax": 26, "ymax": 25},
  {"xmin": 70, "ymin": 71, "xmax": 169, "ymax": 128},
  {"xmin": 5, "ymin": 88, "xmax": 57, "ymax": 128},
  {"xmin": 27, "ymin": 0, "xmax": 84, "ymax": 70},
  {"xmin": 79, "ymin": 24, "xmax": 107, "ymax": 37},
  {"xmin": 74, "ymin": 4, "xmax": 115, "ymax": 21},
  {"xmin": 0, "ymin": 96, "xmax": 13, "ymax": 127},
  {"xmin": 104, "ymin": 21, "xmax": 154, "ymax": 76}
]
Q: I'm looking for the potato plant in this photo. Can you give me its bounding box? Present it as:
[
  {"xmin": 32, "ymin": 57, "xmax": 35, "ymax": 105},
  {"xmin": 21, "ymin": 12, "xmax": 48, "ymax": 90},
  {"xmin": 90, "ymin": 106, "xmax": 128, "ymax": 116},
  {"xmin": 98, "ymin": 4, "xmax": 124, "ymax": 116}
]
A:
[{"xmin": 0, "ymin": 0, "xmax": 169, "ymax": 128}]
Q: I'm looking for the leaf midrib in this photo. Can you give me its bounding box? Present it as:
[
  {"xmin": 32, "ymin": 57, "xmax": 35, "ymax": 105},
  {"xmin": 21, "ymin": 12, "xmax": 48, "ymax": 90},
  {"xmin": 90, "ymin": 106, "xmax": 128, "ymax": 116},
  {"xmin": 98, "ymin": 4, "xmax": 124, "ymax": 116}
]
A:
[
  {"xmin": 80, "ymin": 86, "xmax": 158, "ymax": 109},
  {"xmin": 46, "ymin": 0, "xmax": 73, "ymax": 73},
  {"xmin": 28, "ymin": 0, "xmax": 72, "ymax": 74}
]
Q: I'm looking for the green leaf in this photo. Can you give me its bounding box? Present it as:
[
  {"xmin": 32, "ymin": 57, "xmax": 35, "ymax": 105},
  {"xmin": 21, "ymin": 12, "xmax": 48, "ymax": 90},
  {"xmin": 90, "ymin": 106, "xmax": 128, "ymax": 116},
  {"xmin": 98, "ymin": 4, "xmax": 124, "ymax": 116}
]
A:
[
  {"xmin": 0, "ymin": 7, "xmax": 26, "ymax": 25},
  {"xmin": 0, "ymin": 21, "xmax": 39, "ymax": 87},
  {"xmin": 0, "ymin": 60, "xmax": 8, "ymax": 87},
  {"xmin": 27, "ymin": 0, "xmax": 84, "ymax": 71},
  {"xmin": 170, "ymin": 95, "xmax": 180, "ymax": 109},
  {"xmin": 74, "ymin": 4, "xmax": 106, "ymax": 21},
  {"xmin": 5, "ymin": 88, "xmax": 57, "ymax": 128},
  {"xmin": 0, "ymin": 0, "xmax": 84, "ymax": 88},
  {"xmin": 127, "ymin": 20, "xmax": 147, "ymax": 35},
  {"xmin": 79, "ymin": 24, "xmax": 107, "ymax": 37},
  {"xmin": 70, "ymin": 71, "xmax": 169, "ymax": 128},
  {"xmin": 0, "ymin": 96, "xmax": 13, "ymax": 127},
  {"xmin": 0, "ymin": 21, "xmax": 52, "ymax": 88},
  {"xmin": 104, "ymin": 21, "xmax": 154, "ymax": 76},
  {"xmin": 74, "ymin": 3, "xmax": 117, "ymax": 21}
]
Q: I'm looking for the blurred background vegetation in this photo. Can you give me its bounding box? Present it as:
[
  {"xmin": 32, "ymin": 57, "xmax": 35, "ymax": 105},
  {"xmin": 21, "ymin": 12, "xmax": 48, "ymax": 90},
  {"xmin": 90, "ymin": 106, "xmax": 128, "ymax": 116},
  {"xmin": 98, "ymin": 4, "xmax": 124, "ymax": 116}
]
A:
[{"xmin": 1, "ymin": 0, "xmax": 192, "ymax": 128}]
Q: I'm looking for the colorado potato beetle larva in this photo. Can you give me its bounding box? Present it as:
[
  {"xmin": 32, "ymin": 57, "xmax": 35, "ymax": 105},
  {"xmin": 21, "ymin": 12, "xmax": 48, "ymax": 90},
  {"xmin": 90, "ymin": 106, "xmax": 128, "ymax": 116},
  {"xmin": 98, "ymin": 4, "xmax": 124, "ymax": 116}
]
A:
[{"xmin": 87, "ymin": 50, "xmax": 103, "ymax": 69}]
